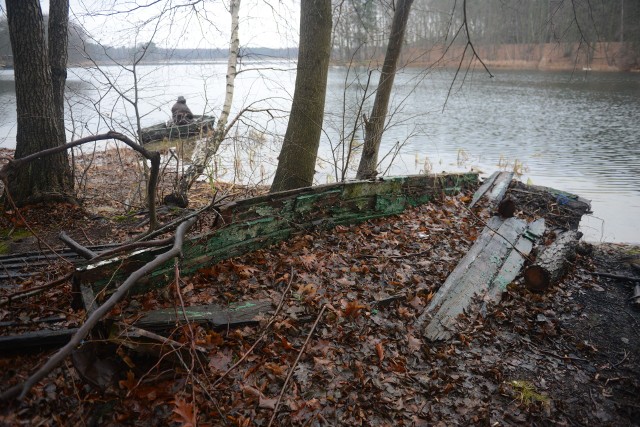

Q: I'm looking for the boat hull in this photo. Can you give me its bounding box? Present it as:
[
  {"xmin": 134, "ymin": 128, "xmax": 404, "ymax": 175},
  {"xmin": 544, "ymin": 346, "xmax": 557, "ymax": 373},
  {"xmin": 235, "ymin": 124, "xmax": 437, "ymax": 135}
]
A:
[{"xmin": 140, "ymin": 115, "xmax": 216, "ymax": 143}]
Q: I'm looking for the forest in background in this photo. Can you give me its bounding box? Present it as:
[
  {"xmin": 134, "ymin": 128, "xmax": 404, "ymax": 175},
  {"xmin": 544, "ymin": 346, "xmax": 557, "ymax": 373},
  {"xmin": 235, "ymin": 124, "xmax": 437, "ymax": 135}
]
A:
[{"xmin": 1, "ymin": 0, "xmax": 639, "ymax": 71}]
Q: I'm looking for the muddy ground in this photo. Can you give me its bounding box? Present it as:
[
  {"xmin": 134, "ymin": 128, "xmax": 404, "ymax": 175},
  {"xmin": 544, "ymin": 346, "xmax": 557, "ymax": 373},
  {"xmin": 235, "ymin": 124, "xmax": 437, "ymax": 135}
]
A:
[{"xmin": 0, "ymin": 148, "xmax": 638, "ymax": 426}]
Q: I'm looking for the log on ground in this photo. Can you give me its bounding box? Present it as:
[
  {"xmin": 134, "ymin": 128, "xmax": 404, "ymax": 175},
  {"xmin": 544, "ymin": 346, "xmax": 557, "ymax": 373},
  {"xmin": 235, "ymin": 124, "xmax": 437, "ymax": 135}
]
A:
[{"xmin": 524, "ymin": 230, "xmax": 583, "ymax": 292}]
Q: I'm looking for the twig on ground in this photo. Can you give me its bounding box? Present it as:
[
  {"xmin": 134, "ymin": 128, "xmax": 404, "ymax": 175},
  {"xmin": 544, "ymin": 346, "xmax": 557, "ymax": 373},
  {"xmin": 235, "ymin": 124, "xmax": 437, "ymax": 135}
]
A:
[
  {"xmin": 362, "ymin": 250, "xmax": 430, "ymax": 259},
  {"xmin": 590, "ymin": 271, "xmax": 640, "ymax": 283},
  {"xmin": 268, "ymin": 304, "xmax": 327, "ymax": 427}
]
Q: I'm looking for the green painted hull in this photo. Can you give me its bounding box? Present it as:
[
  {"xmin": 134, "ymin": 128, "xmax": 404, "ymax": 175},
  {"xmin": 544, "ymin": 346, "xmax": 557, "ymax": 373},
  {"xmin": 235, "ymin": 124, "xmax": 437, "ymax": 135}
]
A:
[{"xmin": 75, "ymin": 173, "xmax": 478, "ymax": 297}]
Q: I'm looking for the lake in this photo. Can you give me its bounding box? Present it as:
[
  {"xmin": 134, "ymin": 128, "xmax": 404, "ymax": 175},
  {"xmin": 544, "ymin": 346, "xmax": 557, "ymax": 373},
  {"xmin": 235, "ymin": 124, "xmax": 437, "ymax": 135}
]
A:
[{"xmin": 1, "ymin": 62, "xmax": 639, "ymax": 243}]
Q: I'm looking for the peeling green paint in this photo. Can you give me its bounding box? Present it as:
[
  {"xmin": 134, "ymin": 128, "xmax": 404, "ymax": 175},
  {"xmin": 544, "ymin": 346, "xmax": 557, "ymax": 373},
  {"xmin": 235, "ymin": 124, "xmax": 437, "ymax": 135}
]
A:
[{"xmin": 75, "ymin": 173, "xmax": 478, "ymax": 299}]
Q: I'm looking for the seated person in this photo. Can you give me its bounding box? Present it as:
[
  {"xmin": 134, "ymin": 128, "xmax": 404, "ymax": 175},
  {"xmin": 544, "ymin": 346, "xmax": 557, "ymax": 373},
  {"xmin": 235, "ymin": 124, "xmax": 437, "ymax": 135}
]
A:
[{"xmin": 171, "ymin": 96, "xmax": 194, "ymax": 125}]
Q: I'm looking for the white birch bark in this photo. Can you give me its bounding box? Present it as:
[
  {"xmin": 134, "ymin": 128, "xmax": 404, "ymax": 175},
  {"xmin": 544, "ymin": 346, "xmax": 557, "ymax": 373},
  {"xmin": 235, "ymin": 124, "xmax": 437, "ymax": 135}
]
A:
[{"xmin": 172, "ymin": 0, "xmax": 240, "ymax": 204}]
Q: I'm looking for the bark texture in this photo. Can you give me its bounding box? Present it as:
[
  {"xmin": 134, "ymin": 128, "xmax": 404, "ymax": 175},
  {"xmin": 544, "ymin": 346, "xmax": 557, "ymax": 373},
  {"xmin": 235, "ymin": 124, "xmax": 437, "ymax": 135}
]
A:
[
  {"xmin": 524, "ymin": 230, "xmax": 582, "ymax": 292},
  {"xmin": 48, "ymin": 0, "xmax": 69, "ymax": 142},
  {"xmin": 356, "ymin": 0, "xmax": 414, "ymax": 179},
  {"xmin": 6, "ymin": 0, "xmax": 73, "ymax": 206},
  {"xmin": 270, "ymin": 0, "xmax": 332, "ymax": 192}
]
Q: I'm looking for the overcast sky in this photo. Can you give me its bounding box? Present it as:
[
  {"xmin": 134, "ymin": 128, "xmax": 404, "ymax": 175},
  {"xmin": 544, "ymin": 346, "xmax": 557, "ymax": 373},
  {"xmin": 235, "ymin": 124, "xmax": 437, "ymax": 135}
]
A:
[{"xmin": 39, "ymin": 0, "xmax": 301, "ymax": 49}]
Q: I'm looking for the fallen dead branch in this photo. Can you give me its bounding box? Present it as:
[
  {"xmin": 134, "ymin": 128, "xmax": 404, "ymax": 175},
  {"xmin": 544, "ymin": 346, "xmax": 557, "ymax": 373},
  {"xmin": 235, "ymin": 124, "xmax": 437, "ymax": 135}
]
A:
[
  {"xmin": 0, "ymin": 217, "xmax": 196, "ymax": 401},
  {"xmin": 524, "ymin": 230, "xmax": 582, "ymax": 292},
  {"xmin": 59, "ymin": 231, "xmax": 98, "ymax": 259},
  {"xmin": 0, "ymin": 131, "xmax": 161, "ymax": 231}
]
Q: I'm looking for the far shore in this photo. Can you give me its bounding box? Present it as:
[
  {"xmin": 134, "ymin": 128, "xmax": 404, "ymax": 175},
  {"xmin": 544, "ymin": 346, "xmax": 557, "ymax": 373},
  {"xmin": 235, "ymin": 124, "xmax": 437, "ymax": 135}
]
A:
[{"xmin": 2, "ymin": 42, "xmax": 638, "ymax": 74}]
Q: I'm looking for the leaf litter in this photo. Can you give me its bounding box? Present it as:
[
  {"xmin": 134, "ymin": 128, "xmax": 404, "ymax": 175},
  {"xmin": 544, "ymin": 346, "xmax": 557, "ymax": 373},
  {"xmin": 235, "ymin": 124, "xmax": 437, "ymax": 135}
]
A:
[{"xmin": 0, "ymin": 155, "xmax": 638, "ymax": 425}]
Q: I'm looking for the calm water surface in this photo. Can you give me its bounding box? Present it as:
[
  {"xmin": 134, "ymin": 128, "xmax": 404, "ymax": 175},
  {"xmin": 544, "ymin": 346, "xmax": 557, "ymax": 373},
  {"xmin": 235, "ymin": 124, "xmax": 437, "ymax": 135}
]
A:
[{"xmin": 0, "ymin": 64, "xmax": 639, "ymax": 243}]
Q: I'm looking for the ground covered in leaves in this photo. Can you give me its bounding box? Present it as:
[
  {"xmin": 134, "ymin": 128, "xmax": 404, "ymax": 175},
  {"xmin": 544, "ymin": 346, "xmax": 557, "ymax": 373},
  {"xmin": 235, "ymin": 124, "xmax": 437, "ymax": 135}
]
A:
[{"xmin": 0, "ymin": 149, "xmax": 639, "ymax": 426}]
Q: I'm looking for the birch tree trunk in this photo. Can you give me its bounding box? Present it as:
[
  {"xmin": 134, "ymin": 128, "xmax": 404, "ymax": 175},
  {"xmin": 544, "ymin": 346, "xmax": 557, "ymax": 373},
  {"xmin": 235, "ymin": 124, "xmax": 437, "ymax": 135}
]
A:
[
  {"xmin": 356, "ymin": 0, "xmax": 414, "ymax": 180},
  {"xmin": 168, "ymin": 0, "xmax": 241, "ymax": 207}
]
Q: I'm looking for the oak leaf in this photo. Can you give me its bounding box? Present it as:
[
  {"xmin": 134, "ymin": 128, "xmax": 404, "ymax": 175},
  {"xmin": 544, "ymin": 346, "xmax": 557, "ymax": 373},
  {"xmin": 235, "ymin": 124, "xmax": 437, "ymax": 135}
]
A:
[
  {"xmin": 344, "ymin": 300, "xmax": 366, "ymax": 318},
  {"xmin": 171, "ymin": 397, "xmax": 197, "ymax": 427}
]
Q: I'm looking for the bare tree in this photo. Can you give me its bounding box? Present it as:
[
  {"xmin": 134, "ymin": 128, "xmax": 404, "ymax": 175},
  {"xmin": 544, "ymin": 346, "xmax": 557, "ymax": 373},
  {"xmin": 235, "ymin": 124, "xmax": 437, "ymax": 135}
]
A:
[
  {"xmin": 168, "ymin": 0, "xmax": 242, "ymax": 207},
  {"xmin": 356, "ymin": 0, "xmax": 414, "ymax": 179},
  {"xmin": 5, "ymin": 0, "xmax": 73, "ymax": 206},
  {"xmin": 270, "ymin": 0, "xmax": 332, "ymax": 192}
]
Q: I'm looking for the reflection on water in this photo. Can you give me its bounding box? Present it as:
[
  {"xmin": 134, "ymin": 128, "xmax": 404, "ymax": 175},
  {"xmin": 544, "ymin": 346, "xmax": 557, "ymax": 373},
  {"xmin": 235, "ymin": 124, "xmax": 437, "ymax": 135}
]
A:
[{"xmin": 0, "ymin": 65, "xmax": 639, "ymax": 243}]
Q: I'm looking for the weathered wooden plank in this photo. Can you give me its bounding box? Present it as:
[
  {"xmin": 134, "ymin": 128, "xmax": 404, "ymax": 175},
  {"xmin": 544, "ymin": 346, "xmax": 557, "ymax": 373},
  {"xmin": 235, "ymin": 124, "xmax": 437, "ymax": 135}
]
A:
[
  {"xmin": 418, "ymin": 216, "xmax": 545, "ymax": 341},
  {"xmin": 485, "ymin": 218, "xmax": 546, "ymax": 301},
  {"xmin": 0, "ymin": 300, "xmax": 273, "ymax": 352},
  {"xmin": 488, "ymin": 172, "xmax": 514, "ymax": 204},
  {"xmin": 468, "ymin": 171, "xmax": 500, "ymax": 208},
  {"xmin": 133, "ymin": 300, "xmax": 273, "ymax": 332},
  {"xmin": 0, "ymin": 328, "xmax": 78, "ymax": 351},
  {"xmin": 74, "ymin": 173, "xmax": 478, "ymax": 300},
  {"xmin": 425, "ymin": 216, "xmax": 505, "ymax": 311}
]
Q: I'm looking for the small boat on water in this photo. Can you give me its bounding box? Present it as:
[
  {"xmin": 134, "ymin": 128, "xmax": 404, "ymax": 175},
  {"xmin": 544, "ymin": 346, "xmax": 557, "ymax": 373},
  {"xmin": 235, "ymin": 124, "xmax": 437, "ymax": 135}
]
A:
[{"xmin": 140, "ymin": 115, "xmax": 216, "ymax": 144}]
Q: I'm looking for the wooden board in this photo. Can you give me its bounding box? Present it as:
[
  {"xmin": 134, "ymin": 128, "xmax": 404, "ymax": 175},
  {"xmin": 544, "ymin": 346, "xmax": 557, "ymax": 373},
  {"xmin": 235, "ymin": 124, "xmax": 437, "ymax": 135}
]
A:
[
  {"xmin": 416, "ymin": 216, "xmax": 545, "ymax": 341},
  {"xmin": 0, "ymin": 300, "xmax": 272, "ymax": 352},
  {"xmin": 0, "ymin": 328, "xmax": 78, "ymax": 352},
  {"xmin": 133, "ymin": 300, "xmax": 273, "ymax": 332},
  {"xmin": 468, "ymin": 171, "xmax": 514, "ymax": 208}
]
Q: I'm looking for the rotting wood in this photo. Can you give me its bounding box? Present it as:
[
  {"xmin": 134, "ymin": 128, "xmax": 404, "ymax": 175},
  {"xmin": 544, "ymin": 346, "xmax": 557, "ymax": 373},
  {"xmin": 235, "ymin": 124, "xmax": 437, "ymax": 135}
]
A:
[
  {"xmin": 468, "ymin": 171, "xmax": 499, "ymax": 208},
  {"xmin": 0, "ymin": 218, "xmax": 196, "ymax": 401},
  {"xmin": 469, "ymin": 171, "xmax": 514, "ymax": 209},
  {"xmin": 0, "ymin": 300, "xmax": 272, "ymax": 353},
  {"xmin": 487, "ymin": 172, "xmax": 514, "ymax": 205},
  {"xmin": 134, "ymin": 300, "xmax": 273, "ymax": 332},
  {"xmin": 416, "ymin": 217, "xmax": 546, "ymax": 341},
  {"xmin": 0, "ymin": 328, "xmax": 78, "ymax": 352},
  {"xmin": 497, "ymin": 198, "xmax": 516, "ymax": 218},
  {"xmin": 524, "ymin": 230, "xmax": 582, "ymax": 292},
  {"xmin": 507, "ymin": 181, "xmax": 591, "ymax": 230},
  {"xmin": 74, "ymin": 173, "xmax": 478, "ymax": 298}
]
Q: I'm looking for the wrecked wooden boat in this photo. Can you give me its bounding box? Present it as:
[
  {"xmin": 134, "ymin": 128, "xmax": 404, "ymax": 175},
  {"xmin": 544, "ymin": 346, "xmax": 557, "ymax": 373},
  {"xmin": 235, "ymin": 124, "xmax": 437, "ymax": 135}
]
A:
[
  {"xmin": 0, "ymin": 171, "xmax": 594, "ymax": 351},
  {"xmin": 140, "ymin": 114, "xmax": 215, "ymax": 143},
  {"xmin": 0, "ymin": 172, "xmax": 478, "ymax": 350}
]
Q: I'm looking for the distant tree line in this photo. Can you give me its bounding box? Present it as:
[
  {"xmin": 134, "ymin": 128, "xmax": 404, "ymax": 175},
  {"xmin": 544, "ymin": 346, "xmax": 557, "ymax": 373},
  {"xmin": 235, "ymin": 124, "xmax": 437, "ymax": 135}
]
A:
[
  {"xmin": 332, "ymin": 0, "xmax": 640, "ymax": 63},
  {"xmin": 2, "ymin": 1, "xmax": 638, "ymax": 69},
  {"xmin": 0, "ymin": 16, "xmax": 296, "ymax": 67}
]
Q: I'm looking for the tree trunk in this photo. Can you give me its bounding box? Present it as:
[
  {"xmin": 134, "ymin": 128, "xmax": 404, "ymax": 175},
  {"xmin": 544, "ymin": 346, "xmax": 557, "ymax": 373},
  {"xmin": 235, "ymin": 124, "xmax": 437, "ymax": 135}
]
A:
[
  {"xmin": 356, "ymin": 0, "xmax": 414, "ymax": 180},
  {"xmin": 5, "ymin": 0, "xmax": 73, "ymax": 206},
  {"xmin": 270, "ymin": 0, "xmax": 332, "ymax": 193},
  {"xmin": 48, "ymin": 0, "xmax": 69, "ymax": 143}
]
